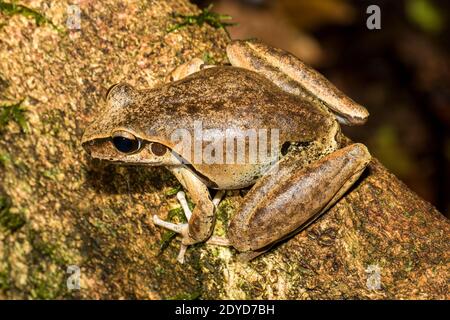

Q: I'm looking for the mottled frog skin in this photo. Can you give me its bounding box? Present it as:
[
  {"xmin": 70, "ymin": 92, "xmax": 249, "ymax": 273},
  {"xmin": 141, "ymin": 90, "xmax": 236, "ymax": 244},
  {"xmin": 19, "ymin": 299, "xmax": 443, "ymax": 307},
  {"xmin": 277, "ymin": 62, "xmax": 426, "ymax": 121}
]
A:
[{"xmin": 82, "ymin": 40, "xmax": 371, "ymax": 263}]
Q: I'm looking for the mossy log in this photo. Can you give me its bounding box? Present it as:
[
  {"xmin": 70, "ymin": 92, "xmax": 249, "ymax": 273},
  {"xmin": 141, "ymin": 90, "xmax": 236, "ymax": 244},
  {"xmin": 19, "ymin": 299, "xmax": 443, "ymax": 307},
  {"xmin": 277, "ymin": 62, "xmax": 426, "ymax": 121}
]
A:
[{"xmin": 0, "ymin": 0, "xmax": 448, "ymax": 299}]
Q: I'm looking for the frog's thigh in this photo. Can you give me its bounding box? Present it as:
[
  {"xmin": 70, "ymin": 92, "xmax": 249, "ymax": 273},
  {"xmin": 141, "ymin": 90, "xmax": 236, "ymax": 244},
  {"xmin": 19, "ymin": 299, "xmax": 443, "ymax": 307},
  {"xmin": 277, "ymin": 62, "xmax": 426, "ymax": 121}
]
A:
[
  {"xmin": 166, "ymin": 58, "xmax": 215, "ymax": 82},
  {"xmin": 228, "ymin": 143, "xmax": 371, "ymax": 253},
  {"xmin": 169, "ymin": 167, "xmax": 216, "ymax": 244}
]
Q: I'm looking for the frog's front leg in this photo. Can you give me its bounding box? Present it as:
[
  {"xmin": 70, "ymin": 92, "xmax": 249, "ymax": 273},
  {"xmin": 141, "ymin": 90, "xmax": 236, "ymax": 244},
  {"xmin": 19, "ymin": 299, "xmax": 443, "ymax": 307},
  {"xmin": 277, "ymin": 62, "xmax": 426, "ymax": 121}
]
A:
[
  {"xmin": 228, "ymin": 143, "xmax": 371, "ymax": 260},
  {"xmin": 153, "ymin": 166, "xmax": 217, "ymax": 263}
]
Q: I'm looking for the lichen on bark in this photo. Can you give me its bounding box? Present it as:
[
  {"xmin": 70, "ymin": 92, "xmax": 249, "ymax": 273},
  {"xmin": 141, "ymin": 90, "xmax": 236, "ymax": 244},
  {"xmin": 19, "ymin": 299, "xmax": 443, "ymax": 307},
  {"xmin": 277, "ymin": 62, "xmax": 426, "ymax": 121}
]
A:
[{"xmin": 0, "ymin": 0, "xmax": 448, "ymax": 299}]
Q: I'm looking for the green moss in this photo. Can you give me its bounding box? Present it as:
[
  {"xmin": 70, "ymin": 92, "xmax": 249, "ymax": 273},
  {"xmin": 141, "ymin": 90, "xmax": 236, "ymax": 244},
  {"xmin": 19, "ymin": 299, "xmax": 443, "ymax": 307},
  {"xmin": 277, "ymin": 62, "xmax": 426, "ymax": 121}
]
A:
[
  {"xmin": 42, "ymin": 168, "xmax": 60, "ymax": 181},
  {"xmin": 404, "ymin": 259, "xmax": 415, "ymax": 272},
  {"xmin": 0, "ymin": 270, "xmax": 10, "ymax": 291},
  {"xmin": 0, "ymin": 194, "xmax": 26, "ymax": 232},
  {"xmin": 0, "ymin": 74, "xmax": 9, "ymax": 92},
  {"xmin": 165, "ymin": 186, "xmax": 182, "ymax": 196},
  {"xmin": 0, "ymin": 1, "xmax": 63, "ymax": 33},
  {"xmin": 29, "ymin": 231, "xmax": 70, "ymax": 266},
  {"xmin": 154, "ymin": 265, "xmax": 165, "ymax": 276},
  {"xmin": 167, "ymin": 4, "xmax": 235, "ymax": 38},
  {"xmin": 202, "ymin": 51, "xmax": 216, "ymax": 65},
  {"xmin": 90, "ymin": 216, "xmax": 118, "ymax": 238},
  {"xmin": 41, "ymin": 110, "xmax": 64, "ymax": 136},
  {"xmin": 28, "ymin": 269, "xmax": 65, "ymax": 299},
  {"xmin": 214, "ymin": 197, "xmax": 234, "ymax": 237},
  {"xmin": 296, "ymin": 266, "xmax": 315, "ymax": 275},
  {"xmin": 0, "ymin": 150, "xmax": 11, "ymax": 166},
  {"xmin": 0, "ymin": 99, "xmax": 28, "ymax": 133}
]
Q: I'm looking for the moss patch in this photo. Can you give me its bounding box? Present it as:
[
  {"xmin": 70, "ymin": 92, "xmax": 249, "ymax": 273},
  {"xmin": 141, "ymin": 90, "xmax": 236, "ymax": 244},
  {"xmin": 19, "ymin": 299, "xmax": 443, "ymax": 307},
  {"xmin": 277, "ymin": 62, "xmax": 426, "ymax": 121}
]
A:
[
  {"xmin": 0, "ymin": 99, "xmax": 28, "ymax": 133},
  {"xmin": 0, "ymin": 1, "xmax": 62, "ymax": 32},
  {"xmin": 0, "ymin": 194, "xmax": 26, "ymax": 232}
]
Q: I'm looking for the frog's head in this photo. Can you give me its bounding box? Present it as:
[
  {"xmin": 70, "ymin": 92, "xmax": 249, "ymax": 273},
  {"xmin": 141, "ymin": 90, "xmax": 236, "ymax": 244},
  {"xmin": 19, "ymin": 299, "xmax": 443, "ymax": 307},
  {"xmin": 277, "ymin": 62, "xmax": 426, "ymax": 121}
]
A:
[{"xmin": 81, "ymin": 83, "xmax": 182, "ymax": 166}]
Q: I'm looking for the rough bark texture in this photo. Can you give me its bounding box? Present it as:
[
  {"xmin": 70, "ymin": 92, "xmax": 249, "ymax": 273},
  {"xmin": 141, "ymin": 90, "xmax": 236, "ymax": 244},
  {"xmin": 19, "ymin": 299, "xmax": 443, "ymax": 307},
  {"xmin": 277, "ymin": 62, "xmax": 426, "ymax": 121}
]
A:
[{"xmin": 0, "ymin": 0, "xmax": 448, "ymax": 299}]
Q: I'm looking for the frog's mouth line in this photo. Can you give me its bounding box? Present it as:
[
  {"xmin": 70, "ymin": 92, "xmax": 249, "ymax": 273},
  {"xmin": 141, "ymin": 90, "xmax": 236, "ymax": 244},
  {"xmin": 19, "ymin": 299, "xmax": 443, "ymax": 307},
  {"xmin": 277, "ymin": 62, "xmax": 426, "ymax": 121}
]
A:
[
  {"xmin": 90, "ymin": 153, "xmax": 163, "ymax": 166},
  {"xmin": 113, "ymin": 160, "xmax": 163, "ymax": 166}
]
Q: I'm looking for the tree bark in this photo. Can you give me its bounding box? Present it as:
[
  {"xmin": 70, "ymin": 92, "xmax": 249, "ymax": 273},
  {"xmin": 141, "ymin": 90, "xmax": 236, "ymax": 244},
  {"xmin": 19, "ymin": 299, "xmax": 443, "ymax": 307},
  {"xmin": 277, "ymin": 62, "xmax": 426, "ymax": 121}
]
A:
[{"xmin": 0, "ymin": 0, "xmax": 448, "ymax": 299}]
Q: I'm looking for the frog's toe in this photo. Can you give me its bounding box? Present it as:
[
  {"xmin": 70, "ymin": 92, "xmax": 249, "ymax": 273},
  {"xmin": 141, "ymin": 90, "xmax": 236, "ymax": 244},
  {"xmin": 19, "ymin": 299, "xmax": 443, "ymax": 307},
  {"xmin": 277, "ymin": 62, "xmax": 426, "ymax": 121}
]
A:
[
  {"xmin": 212, "ymin": 190, "xmax": 225, "ymax": 208},
  {"xmin": 176, "ymin": 191, "xmax": 192, "ymax": 221},
  {"xmin": 153, "ymin": 191, "xmax": 192, "ymax": 235},
  {"xmin": 153, "ymin": 215, "xmax": 188, "ymax": 235},
  {"xmin": 152, "ymin": 215, "xmax": 192, "ymax": 263},
  {"xmin": 177, "ymin": 244, "xmax": 188, "ymax": 264}
]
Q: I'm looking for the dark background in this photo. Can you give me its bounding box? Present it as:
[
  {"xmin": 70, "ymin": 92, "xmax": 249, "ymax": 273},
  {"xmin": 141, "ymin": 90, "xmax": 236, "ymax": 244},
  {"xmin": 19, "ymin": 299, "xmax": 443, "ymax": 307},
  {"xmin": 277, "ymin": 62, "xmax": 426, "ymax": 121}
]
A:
[{"xmin": 194, "ymin": 0, "xmax": 450, "ymax": 217}]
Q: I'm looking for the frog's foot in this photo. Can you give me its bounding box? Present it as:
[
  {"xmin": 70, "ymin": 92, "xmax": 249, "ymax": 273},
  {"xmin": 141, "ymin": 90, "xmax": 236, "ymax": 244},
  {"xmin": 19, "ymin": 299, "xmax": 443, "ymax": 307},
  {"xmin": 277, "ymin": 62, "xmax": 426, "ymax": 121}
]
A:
[
  {"xmin": 153, "ymin": 190, "xmax": 229, "ymax": 263},
  {"xmin": 152, "ymin": 215, "xmax": 190, "ymax": 261},
  {"xmin": 212, "ymin": 190, "xmax": 225, "ymax": 207},
  {"xmin": 153, "ymin": 191, "xmax": 194, "ymax": 263}
]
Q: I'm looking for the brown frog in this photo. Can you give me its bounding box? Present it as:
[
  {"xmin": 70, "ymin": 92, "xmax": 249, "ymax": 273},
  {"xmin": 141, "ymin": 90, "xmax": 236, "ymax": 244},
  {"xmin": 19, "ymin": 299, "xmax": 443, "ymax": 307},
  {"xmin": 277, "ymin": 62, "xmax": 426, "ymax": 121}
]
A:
[{"xmin": 81, "ymin": 40, "xmax": 371, "ymax": 263}]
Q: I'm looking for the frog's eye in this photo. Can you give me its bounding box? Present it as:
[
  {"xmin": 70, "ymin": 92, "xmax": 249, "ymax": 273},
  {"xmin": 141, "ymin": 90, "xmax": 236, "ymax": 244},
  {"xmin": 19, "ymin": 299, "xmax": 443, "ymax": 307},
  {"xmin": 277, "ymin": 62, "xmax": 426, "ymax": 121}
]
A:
[
  {"xmin": 111, "ymin": 131, "xmax": 141, "ymax": 154},
  {"xmin": 150, "ymin": 142, "xmax": 168, "ymax": 156}
]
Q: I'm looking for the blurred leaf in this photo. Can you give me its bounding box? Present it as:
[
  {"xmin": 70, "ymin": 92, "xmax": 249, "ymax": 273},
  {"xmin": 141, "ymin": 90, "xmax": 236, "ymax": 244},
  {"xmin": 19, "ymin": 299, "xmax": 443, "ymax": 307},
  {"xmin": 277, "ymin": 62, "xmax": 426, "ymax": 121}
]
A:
[
  {"xmin": 167, "ymin": 206, "xmax": 187, "ymax": 223},
  {"xmin": 372, "ymin": 125, "xmax": 415, "ymax": 177},
  {"xmin": 406, "ymin": 0, "xmax": 444, "ymax": 33},
  {"xmin": 279, "ymin": 0, "xmax": 356, "ymax": 29}
]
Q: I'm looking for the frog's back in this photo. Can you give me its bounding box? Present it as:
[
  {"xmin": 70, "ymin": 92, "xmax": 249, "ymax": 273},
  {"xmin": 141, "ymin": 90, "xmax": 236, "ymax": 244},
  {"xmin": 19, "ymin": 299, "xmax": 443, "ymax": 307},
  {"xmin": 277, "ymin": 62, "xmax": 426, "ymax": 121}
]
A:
[{"xmin": 140, "ymin": 66, "xmax": 336, "ymax": 144}]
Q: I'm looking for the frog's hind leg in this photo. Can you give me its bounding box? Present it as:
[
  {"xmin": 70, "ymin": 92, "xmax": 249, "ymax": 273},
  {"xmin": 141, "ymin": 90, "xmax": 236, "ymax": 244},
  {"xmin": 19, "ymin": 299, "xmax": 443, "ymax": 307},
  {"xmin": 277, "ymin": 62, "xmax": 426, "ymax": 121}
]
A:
[
  {"xmin": 227, "ymin": 143, "xmax": 371, "ymax": 258},
  {"xmin": 226, "ymin": 40, "xmax": 369, "ymax": 125},
  {"xmin": 176, "ymin": 191, "xmax": 192, "ymax": 221}
]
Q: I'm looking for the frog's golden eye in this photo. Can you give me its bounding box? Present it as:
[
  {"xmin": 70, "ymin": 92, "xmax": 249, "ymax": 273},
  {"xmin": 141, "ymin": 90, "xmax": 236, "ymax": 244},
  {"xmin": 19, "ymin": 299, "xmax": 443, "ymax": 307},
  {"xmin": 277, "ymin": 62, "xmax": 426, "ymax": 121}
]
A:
[
  {"xmin": 105, "ymin": 83, "xmax": 119, "ymax": 99},
  {"xmin": 111, "ymin": 131, "xmax": 141, "ymax": 154},
  {"xmin": 150, "ymin": 142, "xmax": 168, "ymax": 156}
]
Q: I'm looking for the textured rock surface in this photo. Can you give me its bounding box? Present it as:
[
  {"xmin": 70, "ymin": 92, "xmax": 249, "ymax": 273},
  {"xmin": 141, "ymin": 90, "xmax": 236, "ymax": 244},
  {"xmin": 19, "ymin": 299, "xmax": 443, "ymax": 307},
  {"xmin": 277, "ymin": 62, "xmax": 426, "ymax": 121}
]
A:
[{"xmin": 0, "ymin": 0, "xmax": 448, "ymax": 299}]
